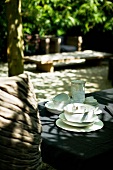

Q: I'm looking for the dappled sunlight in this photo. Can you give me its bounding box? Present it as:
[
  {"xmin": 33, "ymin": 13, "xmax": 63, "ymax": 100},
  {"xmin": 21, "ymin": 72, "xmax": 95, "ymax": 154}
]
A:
[
  {"xmin": 0, "ymin": 62, "xmax": 112, "ymax": 102},
  {"xmin": 28, "ymin": 63, "xmax": 112, "ymax": 102}
]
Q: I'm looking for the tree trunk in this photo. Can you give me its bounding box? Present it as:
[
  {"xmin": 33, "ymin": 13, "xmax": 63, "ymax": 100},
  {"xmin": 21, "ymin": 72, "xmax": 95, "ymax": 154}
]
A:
[{"xmin": 6, "ymin": 0, "xmax": 24, "ymax": 77}]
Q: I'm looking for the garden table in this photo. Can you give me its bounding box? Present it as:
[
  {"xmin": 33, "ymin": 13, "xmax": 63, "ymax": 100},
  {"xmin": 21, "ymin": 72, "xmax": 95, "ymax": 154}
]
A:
[
  {"xmin": 38, "ymin": 88, "xmax": 113, "ymax": 170},
  {"xmin": 24, "ymin": 50, "xmax": 113, "ymax": 72}
]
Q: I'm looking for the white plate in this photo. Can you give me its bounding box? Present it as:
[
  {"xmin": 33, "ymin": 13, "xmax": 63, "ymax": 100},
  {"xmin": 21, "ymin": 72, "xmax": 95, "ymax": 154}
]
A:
[
  {"xmin": 56, "ymin": 119, "xmax": 104, "ymax": 132},
  {"xmin": 95, "ymin": 108, "xmax": 102, "ymax": 115},
  {"xmin": 45, "ymin": 101, "xmax": 63, "ymax": 114},
  {"xmin": 59, "ymin": 113, "xmax": 97, "ymax": 127},
  {"xmin": 64, "ymin": 112, "xmax": 99, "ymax": 123}
]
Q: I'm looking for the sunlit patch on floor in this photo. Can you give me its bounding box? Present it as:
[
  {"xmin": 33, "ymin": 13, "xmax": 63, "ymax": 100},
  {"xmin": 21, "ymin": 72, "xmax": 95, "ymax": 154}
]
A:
[{"xmin": 0, "ymin": 61, "xmax": 112, "ymax": 102}]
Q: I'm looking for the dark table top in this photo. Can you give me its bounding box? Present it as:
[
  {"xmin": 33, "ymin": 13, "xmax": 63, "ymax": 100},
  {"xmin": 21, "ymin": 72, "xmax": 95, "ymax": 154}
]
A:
[{"xmin": 38, "ymin": 88, "xmax": 113, "ymax": 170}]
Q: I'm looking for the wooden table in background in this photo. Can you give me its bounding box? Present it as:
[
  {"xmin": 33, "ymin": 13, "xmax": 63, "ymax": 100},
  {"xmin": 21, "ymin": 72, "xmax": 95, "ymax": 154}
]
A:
[{"xmin": 24, "ymin": 50, "xmax": 113, "ymax": 72}]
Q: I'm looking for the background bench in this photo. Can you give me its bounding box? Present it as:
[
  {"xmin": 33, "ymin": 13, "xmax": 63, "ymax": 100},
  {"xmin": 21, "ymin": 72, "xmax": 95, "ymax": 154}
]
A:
[{"xmin": 24, "ymin": 50, "xmax": 113, "ymax": 72}]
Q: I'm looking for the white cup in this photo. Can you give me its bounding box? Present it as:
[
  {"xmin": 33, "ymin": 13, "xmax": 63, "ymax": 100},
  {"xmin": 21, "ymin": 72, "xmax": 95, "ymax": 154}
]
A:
[{"xmin": 52, "ymin": 93, "xmax": 70, "ymax": 109}]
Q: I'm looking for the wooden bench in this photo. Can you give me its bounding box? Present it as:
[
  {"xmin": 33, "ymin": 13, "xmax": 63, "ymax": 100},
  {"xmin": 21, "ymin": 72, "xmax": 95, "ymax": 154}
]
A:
[{"xmin": 24, "ymin": 50, "xmax": 113, "ymax": 72}]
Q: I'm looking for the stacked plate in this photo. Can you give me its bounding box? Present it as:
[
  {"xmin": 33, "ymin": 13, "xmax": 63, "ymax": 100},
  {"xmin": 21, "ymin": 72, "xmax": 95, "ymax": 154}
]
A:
[{"xmin": 56, "ymin": 103, "xmax": 104, "ymax": 132}]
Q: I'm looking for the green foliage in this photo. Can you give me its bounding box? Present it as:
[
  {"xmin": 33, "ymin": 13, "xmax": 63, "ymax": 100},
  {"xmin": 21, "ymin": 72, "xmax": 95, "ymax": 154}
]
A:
[
  {"xmin": 0, "ymin": 0, "xmax": 113, "ymax": 60},
  {"xmin": 22, "ymin": 0, "xmax": 113, "ymax": 36},
  {"xmin": 22, "ymin": 0, "xmax": 77, "ymax": 36},
  {"xmin": 74, "ymin": 0, "xmax": 113, "ymax": 33}
]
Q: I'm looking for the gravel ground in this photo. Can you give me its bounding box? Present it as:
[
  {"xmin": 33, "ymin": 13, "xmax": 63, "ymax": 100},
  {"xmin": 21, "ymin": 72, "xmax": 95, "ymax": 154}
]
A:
[
  {"xmin": 0, "ymin": 60, "xmax": 112, "ymax": 103},
  {"xmin": 0, "ymin": 60, "xmax": 112, "ymax": 170}
]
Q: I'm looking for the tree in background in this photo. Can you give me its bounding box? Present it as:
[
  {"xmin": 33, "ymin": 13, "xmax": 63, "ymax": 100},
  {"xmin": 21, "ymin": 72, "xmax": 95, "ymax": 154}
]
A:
[
  {"xmin": 22, "ymin": 0, "xmax": 113, "ymax": 52},
  {"xmin": 22, "ymin": 0, "xmax": 113, "ymax": 36},
  {"xmin": 0, "ymin": 0, "xmax": 113, "ymax": 65},
  {"xmin": 6, "ymin": 0, "xmax": 24, "ymax": 76}
]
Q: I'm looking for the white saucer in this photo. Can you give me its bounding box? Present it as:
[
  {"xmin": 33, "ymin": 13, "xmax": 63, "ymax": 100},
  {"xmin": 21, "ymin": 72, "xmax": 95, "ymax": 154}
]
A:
[
  {"xmin": 59, "ymin": 113, "xmax": 97, "ymax": 127},
  {"xmin": 56, "ymin": 119, "xmax": 104, "ymax": 132},
  {"xmin": 45, "ymin": 101, "xmax": 63, "ymax": 114},
  {"xmin": 95, "ymin": 108, "xmax": 102, "ymax": 115}
]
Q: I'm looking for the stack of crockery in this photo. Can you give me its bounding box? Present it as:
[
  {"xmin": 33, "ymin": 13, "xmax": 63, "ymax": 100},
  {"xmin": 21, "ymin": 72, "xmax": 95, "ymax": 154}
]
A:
[
  {"xmin": 56, "ymin": 103, "xmax": 104, "ymax": 132},
  {"xmin": 84, "ymin": 96, "xmax": 99, "ymax": 108},
  {"xmin": 84, "ymin": 96, "xmax": 102, "ymax": 114}
]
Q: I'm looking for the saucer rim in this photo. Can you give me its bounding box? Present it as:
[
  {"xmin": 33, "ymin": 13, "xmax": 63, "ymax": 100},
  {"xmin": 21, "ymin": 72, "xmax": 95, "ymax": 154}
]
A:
[
  {"xmin": 56, "ymin": 118, "xmax": 104, "ymax": 132},
  {"xmin": 59, "ymin": 113, "xmax": 95, "ymax": 127}
]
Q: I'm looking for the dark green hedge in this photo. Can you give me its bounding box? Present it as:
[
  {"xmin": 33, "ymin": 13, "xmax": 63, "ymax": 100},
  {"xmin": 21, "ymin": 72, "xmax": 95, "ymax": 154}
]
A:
[{"xmin": 0, "ymin": 0, "xmax": 113, "ymax": 61}]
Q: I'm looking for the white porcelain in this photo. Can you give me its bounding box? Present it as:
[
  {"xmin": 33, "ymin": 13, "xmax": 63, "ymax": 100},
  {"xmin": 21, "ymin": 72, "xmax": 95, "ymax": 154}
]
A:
[
  {"xmin": 52, "ymin": 93, "xmax": 70, "ymax": 109},
  {"xmin": 45, "ymin": 101, "xmax": 63, "ymax": 114},
  {"xmin": 95, "ymin": 109, "xmax": 102, "ymax": 115},
  {"xmin": 84, "ymin": 96, "xmax": 99, "ymax": 107},
  {"xmin": 56, "ymin": 119, "xmax": 104, "ymax": 132},
  {"xmin": 63, "ymin": 103, "xmax": 96, "ymax": 122},
  {"xmin": 59, "ymin": 113, "xmax": 98, "ymax": 127}
]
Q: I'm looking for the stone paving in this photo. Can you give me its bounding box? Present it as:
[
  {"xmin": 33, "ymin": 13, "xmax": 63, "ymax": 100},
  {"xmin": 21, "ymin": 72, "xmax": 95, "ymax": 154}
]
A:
[{"xmin": 0, "ymin": 60, "xmax": 112, "ymax": 103}]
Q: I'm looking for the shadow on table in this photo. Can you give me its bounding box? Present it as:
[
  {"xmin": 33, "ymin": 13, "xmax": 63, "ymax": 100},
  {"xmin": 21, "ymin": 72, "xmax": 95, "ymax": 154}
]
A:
[{"xmin": 38, "ymin": 89, "xmax": 113, "ymax": 170}]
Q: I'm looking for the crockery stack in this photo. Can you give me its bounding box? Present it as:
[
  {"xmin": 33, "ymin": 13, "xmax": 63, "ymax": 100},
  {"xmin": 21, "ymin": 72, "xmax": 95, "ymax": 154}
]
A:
[{"xmin": 56, "ymin": 103, "xmax": 104, "ymax": 132}]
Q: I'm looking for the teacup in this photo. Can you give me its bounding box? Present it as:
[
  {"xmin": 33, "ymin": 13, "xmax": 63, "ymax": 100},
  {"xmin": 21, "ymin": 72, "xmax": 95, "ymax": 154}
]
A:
[
  {"xmin": 52, "ymin": 93, "xmax": 70, "ymax": 110},
  {"xmin": 63, "ymin": 103, "xmax": 96, "ymax": 122}
]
